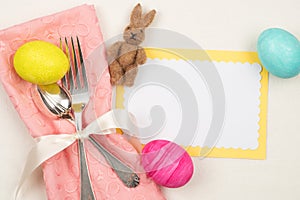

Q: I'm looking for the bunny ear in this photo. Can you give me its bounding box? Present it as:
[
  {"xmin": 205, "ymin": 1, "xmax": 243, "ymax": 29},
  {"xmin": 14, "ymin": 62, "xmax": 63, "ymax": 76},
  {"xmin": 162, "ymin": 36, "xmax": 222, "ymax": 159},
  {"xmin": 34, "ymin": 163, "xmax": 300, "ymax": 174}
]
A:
[
  {"xmin": 130, "ymin": 3, "xmax": 142, "ymax": 27},
  {"xmin": 142, "ymin": 10, "xmax": 156, "ymax": 27}
]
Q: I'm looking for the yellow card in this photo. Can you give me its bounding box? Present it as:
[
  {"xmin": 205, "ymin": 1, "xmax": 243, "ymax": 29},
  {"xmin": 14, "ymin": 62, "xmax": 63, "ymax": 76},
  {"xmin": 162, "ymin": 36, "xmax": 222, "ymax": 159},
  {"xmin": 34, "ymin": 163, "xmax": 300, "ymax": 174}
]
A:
[{"xmin": 113, "ymin": 48, "xmax": 268, "ymax": 160}]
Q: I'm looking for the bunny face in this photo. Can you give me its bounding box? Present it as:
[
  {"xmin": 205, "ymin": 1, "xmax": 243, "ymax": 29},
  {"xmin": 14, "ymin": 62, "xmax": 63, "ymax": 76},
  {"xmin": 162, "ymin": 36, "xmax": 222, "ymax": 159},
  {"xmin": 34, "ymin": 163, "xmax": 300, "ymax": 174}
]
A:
[
  {"xmin": 123, "ymin": 3, "xmax": 156, "ymax": 45},
  {"xmin": 123, "ymin": 26, "xmax": 145, "ymax": 45}
]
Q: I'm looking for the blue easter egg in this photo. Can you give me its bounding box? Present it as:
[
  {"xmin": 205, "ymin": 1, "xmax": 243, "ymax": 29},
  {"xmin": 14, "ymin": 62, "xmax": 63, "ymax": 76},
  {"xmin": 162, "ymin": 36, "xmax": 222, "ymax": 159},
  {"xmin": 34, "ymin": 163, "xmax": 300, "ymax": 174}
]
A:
[{"xmin": 257, "ymin": 28, "xmax": 300, "ymax": 78}]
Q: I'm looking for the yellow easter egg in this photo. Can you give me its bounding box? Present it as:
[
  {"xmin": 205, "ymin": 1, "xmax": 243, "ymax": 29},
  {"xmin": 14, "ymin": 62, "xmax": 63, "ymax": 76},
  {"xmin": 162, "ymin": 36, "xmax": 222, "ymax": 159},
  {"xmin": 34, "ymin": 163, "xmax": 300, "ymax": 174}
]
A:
[{"xmin": 13, "ymin": 40, "xmax": 69, "ymax": 85}]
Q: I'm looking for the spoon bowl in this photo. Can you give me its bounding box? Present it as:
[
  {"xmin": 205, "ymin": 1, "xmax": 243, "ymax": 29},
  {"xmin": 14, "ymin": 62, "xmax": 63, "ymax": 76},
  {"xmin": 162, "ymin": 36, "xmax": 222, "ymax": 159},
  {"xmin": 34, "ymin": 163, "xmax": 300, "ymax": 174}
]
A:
[{"xmin": 37, "ymin": 84, "xmax": 73, "ymax": 119}]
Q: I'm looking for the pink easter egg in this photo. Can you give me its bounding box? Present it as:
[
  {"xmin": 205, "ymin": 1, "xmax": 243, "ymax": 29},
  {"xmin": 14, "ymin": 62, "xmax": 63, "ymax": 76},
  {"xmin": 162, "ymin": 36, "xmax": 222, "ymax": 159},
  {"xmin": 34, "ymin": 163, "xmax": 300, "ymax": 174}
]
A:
[{"xmin": 141, "ymin": 140, "xmax": 194, "ymax": 188}]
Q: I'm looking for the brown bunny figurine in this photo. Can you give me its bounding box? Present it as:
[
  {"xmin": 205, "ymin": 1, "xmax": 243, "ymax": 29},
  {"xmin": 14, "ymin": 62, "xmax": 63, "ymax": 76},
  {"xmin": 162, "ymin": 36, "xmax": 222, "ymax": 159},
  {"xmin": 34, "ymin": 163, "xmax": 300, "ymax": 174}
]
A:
[{"xmin": 107, "ymin": 3, "xmax": 156, "ymax": 86}]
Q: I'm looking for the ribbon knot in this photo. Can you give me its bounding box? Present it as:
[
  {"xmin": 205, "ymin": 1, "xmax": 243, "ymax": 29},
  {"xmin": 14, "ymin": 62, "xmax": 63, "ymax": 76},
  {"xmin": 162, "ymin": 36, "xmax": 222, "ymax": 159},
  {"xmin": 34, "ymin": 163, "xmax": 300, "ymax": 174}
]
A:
[{"xmin": 75, "ymin": 130, "xmax": 87, "ymax": 140}]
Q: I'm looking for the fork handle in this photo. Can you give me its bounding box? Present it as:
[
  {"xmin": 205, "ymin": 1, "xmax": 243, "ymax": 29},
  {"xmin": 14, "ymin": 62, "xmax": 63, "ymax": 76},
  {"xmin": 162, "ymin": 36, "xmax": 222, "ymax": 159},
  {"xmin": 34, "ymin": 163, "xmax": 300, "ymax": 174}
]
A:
[
  {"xmin": 78, "ymin": 139, "xmax": 96, "ymax": 200},
  {"xmin": 89, "ymin": 135, "xmax": 140, "ymax": 188},
  {"xmin": 74, "ymin": 111, "xmax": 96, "ymax": 200}
]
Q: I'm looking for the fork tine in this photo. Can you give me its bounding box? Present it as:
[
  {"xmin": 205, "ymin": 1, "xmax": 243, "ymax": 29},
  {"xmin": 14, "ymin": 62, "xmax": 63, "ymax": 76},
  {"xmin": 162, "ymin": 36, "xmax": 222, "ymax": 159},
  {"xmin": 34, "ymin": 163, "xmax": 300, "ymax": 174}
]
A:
[
  {"xmin": 71, "ymin": 37, "xmax": 82, "ymax": 89},
  {"xmin": 76, "ymin": 36, "xmax": 88, "ymax": 89},
  {"xmin": 60, "ymin": 38, "xmax": 68, "ymax": 89},
  {"xmin": 64, "ymin": 37, "xmax": 75, "ymax": 91}
]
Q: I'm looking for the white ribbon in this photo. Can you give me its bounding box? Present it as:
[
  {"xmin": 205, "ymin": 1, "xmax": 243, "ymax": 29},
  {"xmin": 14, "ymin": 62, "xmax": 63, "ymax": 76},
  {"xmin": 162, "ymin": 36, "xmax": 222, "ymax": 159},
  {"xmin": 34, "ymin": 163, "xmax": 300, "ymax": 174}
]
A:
[{"xmin": 15, "ymin": 109, "xmax": 138, "ymax": 199}]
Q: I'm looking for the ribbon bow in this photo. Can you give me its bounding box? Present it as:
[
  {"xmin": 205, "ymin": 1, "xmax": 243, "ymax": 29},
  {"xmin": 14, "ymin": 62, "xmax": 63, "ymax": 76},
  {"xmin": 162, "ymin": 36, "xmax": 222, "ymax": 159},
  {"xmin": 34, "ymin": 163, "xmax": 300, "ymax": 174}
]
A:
[{"xmin": 15, "ymin": 109, "xmax": 138, "ymax": 199}]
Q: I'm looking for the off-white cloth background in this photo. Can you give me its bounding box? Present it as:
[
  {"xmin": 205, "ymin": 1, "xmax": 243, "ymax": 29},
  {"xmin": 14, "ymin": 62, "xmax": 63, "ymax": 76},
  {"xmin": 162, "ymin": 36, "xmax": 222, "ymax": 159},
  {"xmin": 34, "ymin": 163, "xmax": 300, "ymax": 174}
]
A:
[{"xmin": 0, "ymin": 0, "xmax": 299, "ymax": 199}]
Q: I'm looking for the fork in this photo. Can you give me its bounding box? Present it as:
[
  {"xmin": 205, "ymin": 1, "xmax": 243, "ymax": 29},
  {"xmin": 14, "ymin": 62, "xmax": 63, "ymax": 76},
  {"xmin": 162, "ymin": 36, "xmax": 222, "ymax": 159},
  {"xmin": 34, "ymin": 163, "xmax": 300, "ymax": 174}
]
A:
[
  {"xmin": 61, "ymin": 37, "xmax": 140, "ymax": 197},
  {"xmin": 61, "ymin": 37, "xmax": 95, "ymax": 200}
]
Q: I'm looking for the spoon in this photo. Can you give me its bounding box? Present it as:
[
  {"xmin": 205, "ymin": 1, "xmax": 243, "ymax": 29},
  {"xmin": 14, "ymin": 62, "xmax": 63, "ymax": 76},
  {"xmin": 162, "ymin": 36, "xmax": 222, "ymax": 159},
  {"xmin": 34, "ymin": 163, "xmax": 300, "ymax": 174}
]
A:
[
  {"xmin": 37, "ymin": 84, "xmax": 140, "ymax": 188},
  {"xmin": 37, "ymin": 84, "xmax": 73, "ymax": 119}
]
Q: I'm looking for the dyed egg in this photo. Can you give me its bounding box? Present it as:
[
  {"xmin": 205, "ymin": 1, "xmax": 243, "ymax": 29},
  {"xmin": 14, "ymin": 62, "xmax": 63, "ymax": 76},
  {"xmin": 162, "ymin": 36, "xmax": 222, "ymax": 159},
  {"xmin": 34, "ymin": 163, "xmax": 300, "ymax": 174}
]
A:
[
  {"xmin": 14, "ymin": 41, "xmax": 69, "ymax": 85},
  {"xmin": 141, "ymin": 140, "xmax": 194, "ymax": 188},
  {"xmin": 257, "ymin": 28, "xmax": 300, "ymax": 78}
]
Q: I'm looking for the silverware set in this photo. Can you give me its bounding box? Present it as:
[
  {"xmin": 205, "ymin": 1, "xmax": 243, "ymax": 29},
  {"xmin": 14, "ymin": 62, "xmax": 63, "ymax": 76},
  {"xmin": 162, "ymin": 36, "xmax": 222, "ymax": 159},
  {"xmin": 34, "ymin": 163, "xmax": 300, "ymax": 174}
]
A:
[{"xmin": 37, "ymin": 36, "xmax": 139, "ymax": 200}]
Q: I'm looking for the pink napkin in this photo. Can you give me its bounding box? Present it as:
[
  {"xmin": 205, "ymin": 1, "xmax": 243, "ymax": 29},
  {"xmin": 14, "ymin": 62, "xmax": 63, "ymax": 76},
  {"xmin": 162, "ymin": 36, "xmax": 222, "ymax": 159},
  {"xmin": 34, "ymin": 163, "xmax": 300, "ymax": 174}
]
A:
[{"xmin": 0, "ymin": 5, "xmax": 165, "ymax": 200}]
